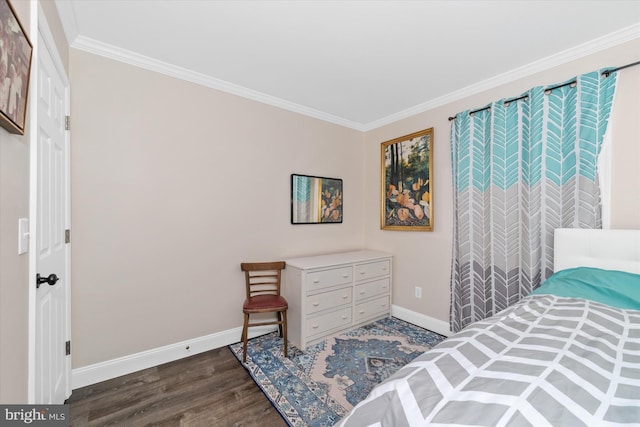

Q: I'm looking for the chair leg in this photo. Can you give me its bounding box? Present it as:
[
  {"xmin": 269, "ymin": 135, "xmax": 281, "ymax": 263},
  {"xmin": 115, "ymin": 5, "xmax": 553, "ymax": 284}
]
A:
[
  {"xmin": 282, "ymin": 310, "xmax": 288, "ymax": 358},
  {"xmin": 242, "ymin": 313, "xmax": 249, "ymax": 363},
  {"xmin": 277, "ymin": 312, "xmax": 283, "ymax": 337}
]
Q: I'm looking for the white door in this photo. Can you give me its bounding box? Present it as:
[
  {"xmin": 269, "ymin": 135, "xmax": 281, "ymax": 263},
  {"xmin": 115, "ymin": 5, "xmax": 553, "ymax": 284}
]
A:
[{"xmin": 34, "ymin": 29, "xmax": 71, "ymax": 404}]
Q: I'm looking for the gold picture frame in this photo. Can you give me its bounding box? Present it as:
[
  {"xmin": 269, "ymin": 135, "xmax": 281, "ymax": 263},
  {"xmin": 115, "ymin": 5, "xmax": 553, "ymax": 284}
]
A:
[
  {"xmin": 381, "ymin": 128, "xmax": 433, "ymax": 231},
  {"xmin": 0, "ymin": 0, "xmax": 32, "ymax": 135}
]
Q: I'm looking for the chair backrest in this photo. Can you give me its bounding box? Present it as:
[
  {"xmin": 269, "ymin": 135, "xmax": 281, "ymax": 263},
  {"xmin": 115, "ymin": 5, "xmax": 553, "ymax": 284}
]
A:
[{"xmin": 240, "ymin": 261, "xmax": 286, "ymax": 299}]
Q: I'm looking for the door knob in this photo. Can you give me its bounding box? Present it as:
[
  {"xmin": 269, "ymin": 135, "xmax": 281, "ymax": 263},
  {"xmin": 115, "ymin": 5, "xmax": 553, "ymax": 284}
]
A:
[{"xmin": 36, "ymin": 273, "xmax": 59, "ymax": 289}]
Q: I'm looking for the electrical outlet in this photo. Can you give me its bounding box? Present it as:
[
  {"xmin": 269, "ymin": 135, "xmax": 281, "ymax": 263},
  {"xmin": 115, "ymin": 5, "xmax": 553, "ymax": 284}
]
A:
[{"xmin": 415, "ymin": 286, "xmax": 422, "ymax": 299}]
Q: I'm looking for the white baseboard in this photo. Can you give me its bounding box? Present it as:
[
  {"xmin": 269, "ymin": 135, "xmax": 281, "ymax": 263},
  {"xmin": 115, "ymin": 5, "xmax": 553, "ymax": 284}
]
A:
[
  {"xmin": 71, "ymin": 325, "xmax": 276, "ymax": 390},
  {"xmin": 73, "ymin": 306, "xmax": 449, "ymax": 390},
  {"xmin": 391, "ymin": 305, "xmax": 452, "ymax": 337}
]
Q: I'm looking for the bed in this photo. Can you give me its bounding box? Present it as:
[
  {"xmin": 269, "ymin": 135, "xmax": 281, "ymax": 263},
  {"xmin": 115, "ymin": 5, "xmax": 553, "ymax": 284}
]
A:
[{"xmin": 336, "ymin": 228, "xmax": 640, "ymax": 426}]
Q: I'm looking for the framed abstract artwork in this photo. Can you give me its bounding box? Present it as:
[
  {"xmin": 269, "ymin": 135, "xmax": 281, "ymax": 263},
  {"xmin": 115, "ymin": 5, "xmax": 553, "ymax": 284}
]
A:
[
  {"xmin": 381, "ymin": 128, "xmax": 433, "ymax": 231},
  {"xmin": 0, "ymin": 0, "xmax": 32, "ymax": 135}
]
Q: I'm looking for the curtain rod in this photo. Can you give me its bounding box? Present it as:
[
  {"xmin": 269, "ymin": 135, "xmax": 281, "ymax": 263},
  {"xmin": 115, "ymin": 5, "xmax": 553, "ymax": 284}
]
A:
[
  {"xmin": 602, "ymin": 60, "xmax": 640, "ymax": 78},
  {"xmin": 448, "ymin": 59, "xmax": 640, "ymax": 121},
  {"xmin": 504, "ymin": 94, "xmax": 528, "ymax": 106}
]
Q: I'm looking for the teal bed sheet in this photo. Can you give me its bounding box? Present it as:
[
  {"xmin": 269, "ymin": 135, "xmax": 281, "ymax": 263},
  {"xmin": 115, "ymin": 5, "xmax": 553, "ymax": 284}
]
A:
[{"xmin": 531, "ymin": 267, "xmax": 640, "ymax": 311}]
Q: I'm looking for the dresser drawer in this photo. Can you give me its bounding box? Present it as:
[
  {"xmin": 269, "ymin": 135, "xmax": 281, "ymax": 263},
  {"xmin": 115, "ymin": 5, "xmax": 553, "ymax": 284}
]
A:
[
  {"xmin": 306, "ymin": 307, "xmax": 352, "ymax": 337},
  {"xmin": 306, "ymin": 266, "xmax": 352, "ymax": 291},
  {"xmin": 306, "ymin": 287, "xmax": 352, "ymax": 314},
  {"xmin": 354, "ymin": 277, "xmax": 390, "ymax": 302},
  {"xmin": 354, "ymin": 295, "xmax": 390, "ymax": 323},
  {"xmin": 354, "ymin": 260, "xmax": 390, "ymax": 282}
]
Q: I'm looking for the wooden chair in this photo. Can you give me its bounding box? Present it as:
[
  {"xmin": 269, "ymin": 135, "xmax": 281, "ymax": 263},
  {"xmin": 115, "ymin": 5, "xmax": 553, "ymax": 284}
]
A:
[{"xmin": 240, "ymin": 261, "xmax": 288, "ymax": 363}]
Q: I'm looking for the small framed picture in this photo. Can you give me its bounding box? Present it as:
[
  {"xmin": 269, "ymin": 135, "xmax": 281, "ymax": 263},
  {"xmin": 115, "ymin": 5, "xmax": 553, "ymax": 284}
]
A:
[{"xmin": 291, "ymin": 174, "xmax": 343, "ymax": 224}]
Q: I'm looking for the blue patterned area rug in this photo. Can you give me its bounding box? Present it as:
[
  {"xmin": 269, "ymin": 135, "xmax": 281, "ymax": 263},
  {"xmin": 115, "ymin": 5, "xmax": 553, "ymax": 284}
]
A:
[{"xmin": 228, "ymin": 317, "xmax": 446, "ymax": 427}]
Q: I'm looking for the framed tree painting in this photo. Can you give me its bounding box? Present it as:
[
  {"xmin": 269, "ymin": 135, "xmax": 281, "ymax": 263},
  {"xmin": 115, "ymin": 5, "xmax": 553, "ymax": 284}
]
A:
[
  {"xmin": 0, "ymin": 0, "xmax": 32, "ymax": 135},
  {"xmin": 381, "ymin": 128, "xmax": 433, "ymax": 231}
]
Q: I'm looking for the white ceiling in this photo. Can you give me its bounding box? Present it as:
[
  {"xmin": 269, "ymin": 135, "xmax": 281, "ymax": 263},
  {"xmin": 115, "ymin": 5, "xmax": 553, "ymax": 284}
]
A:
[{"xmin": 54, "ymin": 1, "xmax": 640, "ymax": 131}]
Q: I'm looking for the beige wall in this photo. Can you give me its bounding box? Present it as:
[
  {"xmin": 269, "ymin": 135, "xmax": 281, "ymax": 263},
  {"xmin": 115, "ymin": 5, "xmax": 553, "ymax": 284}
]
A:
[
  {"xmin": 0, "ymin": 119, "xmax": 30, "ymax": 404},
  {"xmin": 69, "ymin": 50, "xmax": 365, "ymax": 367},
  {"xmin": 609, "ymin": 62, "xmax": 640, "ymax": 228},
  {"xmin": 0, "ymin": 0, "xmax": 30, "ymax": 405},
  {"xmin": 363, "ymin": 39, "xmax": 640, "ymax": 325},
  {"xmin": 70, "ymin": 40, "xmax": 640, "ymax": 370}
]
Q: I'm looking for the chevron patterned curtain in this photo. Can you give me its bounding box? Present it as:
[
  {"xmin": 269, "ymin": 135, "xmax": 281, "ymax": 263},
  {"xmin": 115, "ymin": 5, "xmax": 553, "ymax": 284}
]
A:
[{"xmin": 449, "ymin": 70, "xmax": 618, "ymax": 332}]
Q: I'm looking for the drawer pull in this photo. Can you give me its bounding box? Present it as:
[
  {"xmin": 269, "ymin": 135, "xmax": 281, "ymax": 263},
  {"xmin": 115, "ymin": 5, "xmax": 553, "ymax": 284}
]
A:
[
  {"xmin": 382, "ymin": 267, "xmax": 388, "ymax": 271},
  {"xmin": 313, "ymin": 279, "xmax": 320, "ymax": 283},
  {"xmin": 312, "ymin": 302, "xmax": 320, "ymax": 307},
  {"xmin": 359, "ymin": 290, "xmax": 365, "ymax": 295},
  {"xmin": 312, "ymin": 324, "xmax": 319, "ymax": 329},
  {"xmin": 341, "ymin": 315, "xmax": 348, "ymax": 320},
  {"xmin": 342, "ymin": 274, "xmax": 349, "ymax": 278},
  {"xmin": 359, "ymin": 310, "xmax": 365, "ymax": 314},
  {"xmin": 342, "ymin": 295, "xmax": 349, "ymax": 299},
  {"xmin": 359, "ymin": 271, "xmax": 366, "ymax": 275}
]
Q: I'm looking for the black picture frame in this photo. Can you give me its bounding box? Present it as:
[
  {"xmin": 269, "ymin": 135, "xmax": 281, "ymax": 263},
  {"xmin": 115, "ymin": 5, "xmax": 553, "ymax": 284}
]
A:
[{"xmin": 291, "ymin": 174, "xmax": 343, "ymax": 224}]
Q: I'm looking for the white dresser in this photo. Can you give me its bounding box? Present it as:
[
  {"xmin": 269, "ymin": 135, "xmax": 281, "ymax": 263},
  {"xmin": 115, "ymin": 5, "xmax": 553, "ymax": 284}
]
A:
[{"xmin": 282, "ymin": 250, "xmax": 392, "ymax": 350}]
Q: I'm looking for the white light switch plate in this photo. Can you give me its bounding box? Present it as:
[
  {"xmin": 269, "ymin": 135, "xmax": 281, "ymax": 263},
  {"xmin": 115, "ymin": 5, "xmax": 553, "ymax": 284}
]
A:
[{"xmin": 18, "ymin": 218, "xmax": 29, "ymax": 255}]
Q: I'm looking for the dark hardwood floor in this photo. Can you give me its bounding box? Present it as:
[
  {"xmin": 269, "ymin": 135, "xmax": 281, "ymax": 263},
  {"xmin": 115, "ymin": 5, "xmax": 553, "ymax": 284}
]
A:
[{"xmin": 66, "ymin": 347, "xmax": 287, "ymax": 427}]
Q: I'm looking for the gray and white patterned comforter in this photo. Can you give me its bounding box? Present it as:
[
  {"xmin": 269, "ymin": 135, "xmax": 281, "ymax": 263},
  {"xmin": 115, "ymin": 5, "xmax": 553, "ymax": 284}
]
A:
[{"xmin": 336, "ymin": 295, "xmax": 640, "ymax": 426}]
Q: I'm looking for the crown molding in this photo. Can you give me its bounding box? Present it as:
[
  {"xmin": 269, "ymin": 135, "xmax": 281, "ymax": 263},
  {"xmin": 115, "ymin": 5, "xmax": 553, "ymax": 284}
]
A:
[
  {"xmin": 363, "ymin": 23, "xmax": 640, "ymax": 131},
  {"xmin": 59, "ymin": 5, "xmax": 638, "ymax": 134},
  {"xmin": 71, "ymin": 35, "xmax": 367, "ymax": 131}
]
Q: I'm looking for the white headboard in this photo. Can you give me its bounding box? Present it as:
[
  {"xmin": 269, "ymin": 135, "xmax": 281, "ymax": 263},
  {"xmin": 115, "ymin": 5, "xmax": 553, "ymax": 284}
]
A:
[{"xmin": 554, "ymin": 228, "xmax": 640, "ymax": 274}]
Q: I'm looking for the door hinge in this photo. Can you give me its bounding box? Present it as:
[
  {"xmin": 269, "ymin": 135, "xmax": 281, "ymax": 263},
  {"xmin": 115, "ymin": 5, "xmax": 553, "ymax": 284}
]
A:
[
  {"xmin": 65, "ymin": 341, "xmax": 71, "ymax": 356},
  {"xmin": 65, "ymin": 115, "xmax": 70, "ymax": 131},
  {"xmin": 65, "ymin": 229, "xmax": 70, "ymax": 244}
]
